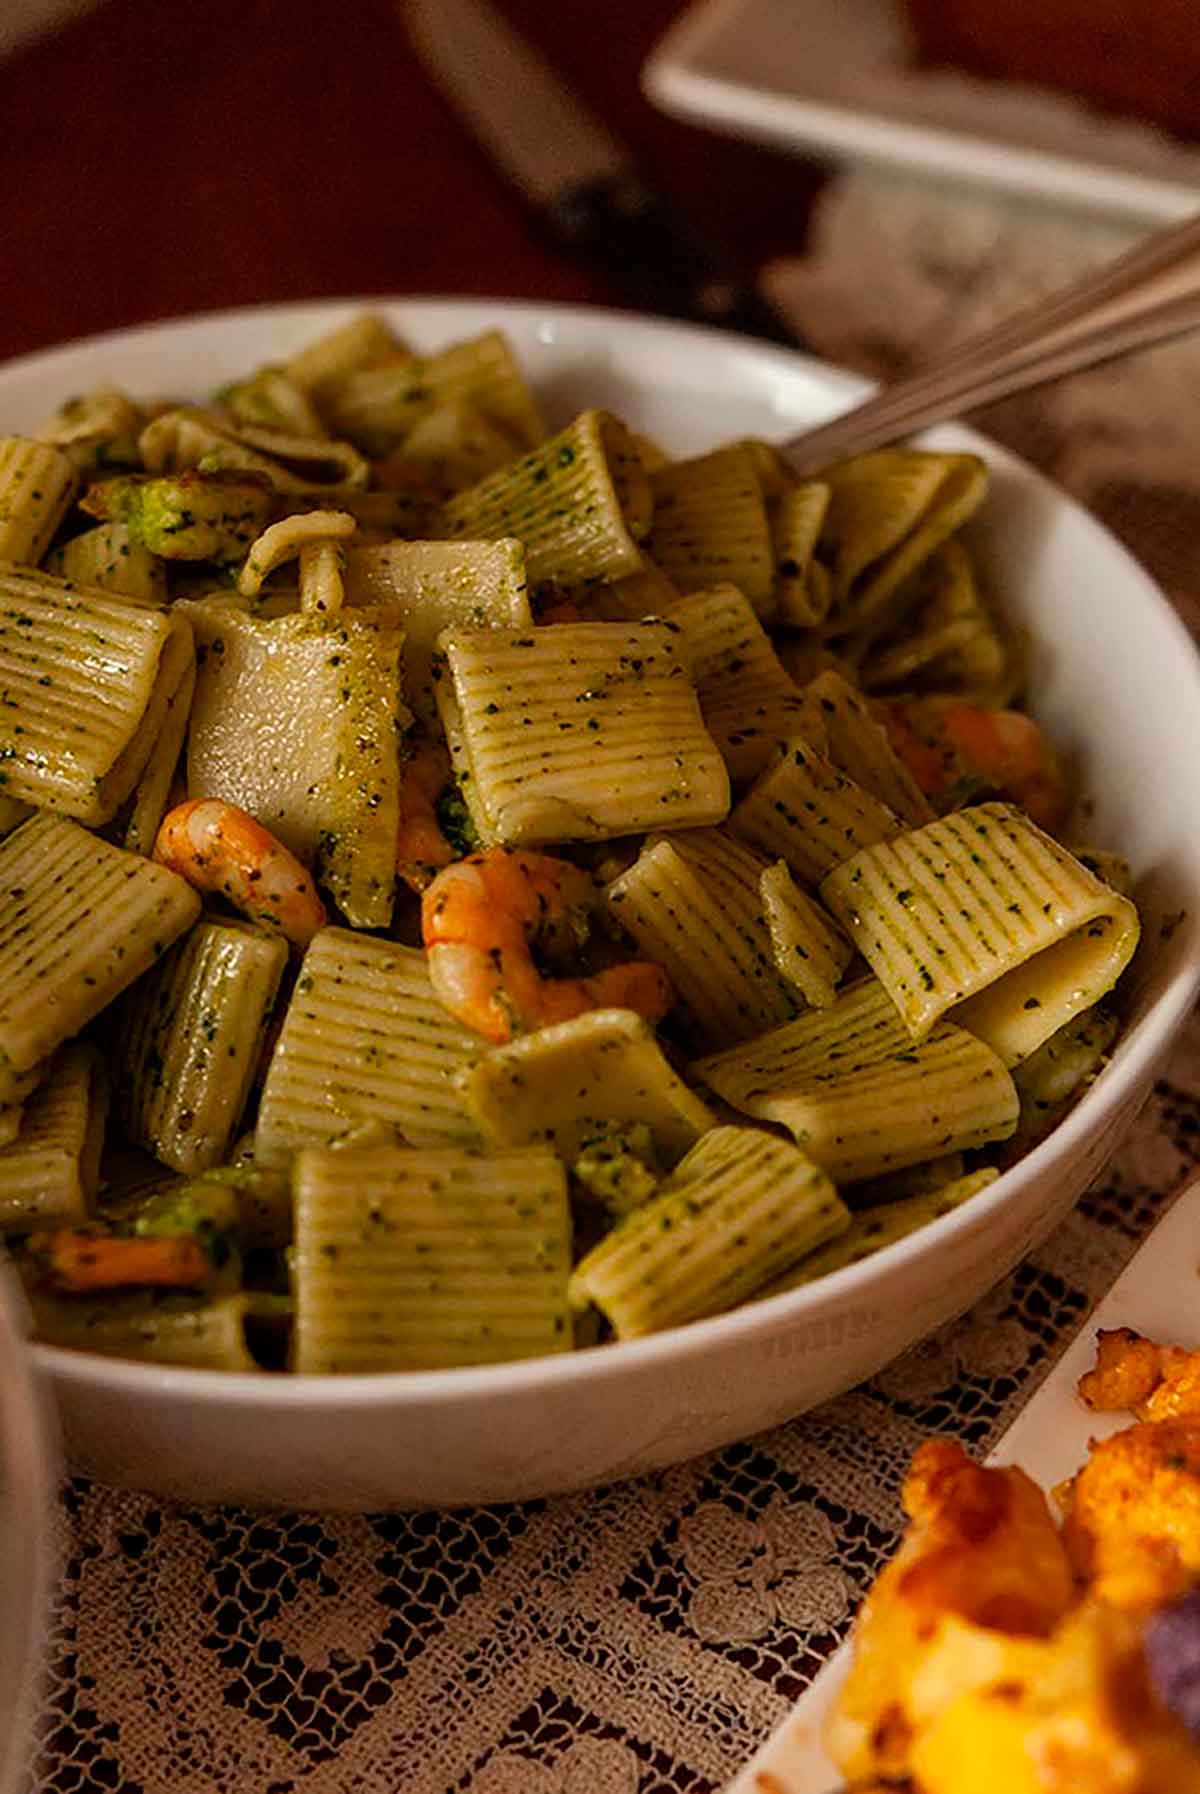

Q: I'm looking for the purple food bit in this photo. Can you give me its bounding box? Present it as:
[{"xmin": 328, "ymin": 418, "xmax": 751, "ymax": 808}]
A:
[{"xmin": 1146, "ymin": 1587, "xmax": 1200, "ymax": 1738}]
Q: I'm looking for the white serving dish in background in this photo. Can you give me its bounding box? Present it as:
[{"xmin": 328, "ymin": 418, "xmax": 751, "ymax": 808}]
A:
[
  {"xmin": 726, "ymin": 1171, "xmax": 1200, "ymax": 1792},
  {"xmin": 3, "ymin": 297, "xmax": 1200, "ymax": 1510},
  {"xmin": 643, "ymin": 0, "xmax": 1200, "ymax": 225}
]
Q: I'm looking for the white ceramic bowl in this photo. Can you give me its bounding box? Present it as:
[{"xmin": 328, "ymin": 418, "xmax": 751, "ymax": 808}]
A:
[{"xmin": 6, "ymin": 298, "xmax": 1200, "ymax": 1510}]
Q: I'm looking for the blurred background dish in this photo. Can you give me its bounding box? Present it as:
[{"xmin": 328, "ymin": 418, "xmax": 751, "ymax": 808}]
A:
[{"xmin": 644, "ymin": 0, "xmax": 1200, "ymax": 224}]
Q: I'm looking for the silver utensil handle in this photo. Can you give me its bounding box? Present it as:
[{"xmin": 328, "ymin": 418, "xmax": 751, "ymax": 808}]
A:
[{"xmin": 783, "ymin": 211, "xmax": 1200, "ymax": 472}]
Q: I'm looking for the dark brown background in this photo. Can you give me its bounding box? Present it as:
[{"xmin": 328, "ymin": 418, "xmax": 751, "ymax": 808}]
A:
[{"xmin": 0, "ymin": 0, "xmax": 824, "ymax": 367}]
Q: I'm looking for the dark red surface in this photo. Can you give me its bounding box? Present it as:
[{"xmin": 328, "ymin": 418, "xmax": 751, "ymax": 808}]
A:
[{"xmin": 0, "ymin": 0, "xmax": 824, "ymax": 366}]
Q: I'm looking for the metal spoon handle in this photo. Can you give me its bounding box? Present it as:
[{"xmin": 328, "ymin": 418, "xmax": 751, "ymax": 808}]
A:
[{"xmin": 783, "ymin": 211, "xmax": 1200, "ymax": 473}]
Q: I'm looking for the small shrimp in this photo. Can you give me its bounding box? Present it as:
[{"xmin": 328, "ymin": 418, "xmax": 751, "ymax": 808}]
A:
[
  {"xmin": 154, "ymin": 799, "xmax": 327, "ymax": 948},
  {"xmin": 29, "ymin": 1227, "xmax": 212, "ymax": 1294},
  {"xmin": 396, "ymin": 737, "xmax": 457, "ymax": 892},
  {"xmin": 874, "ymin": 695, "xmax": 1069, "ymax": 832},
  {"xmin": 421, "ymin": 846, "xmax": 673, "ymax": 1043}
]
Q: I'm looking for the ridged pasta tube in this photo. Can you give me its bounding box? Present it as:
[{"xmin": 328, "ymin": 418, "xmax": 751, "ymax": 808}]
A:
[
  {"xmin": 255, "ymin": 928, "xmax": 483, "ymax": 1165},
  {"xmin": 606, "ymin": 833, "xmax": 796, "ymax": 1048},
  {"xmin": 284, "ymin": 312, "xmax": 409, "ymax": 396},
  {"xmin": 665, "ymin": 583, "xmax": 807, "ymax": 782},
  {"xmin": 0, "ymin": 564, "xmax": 194, "ymax": 822},
  {"xmin": 760, "ymin": 860, "xmax": 851, "ymax": 1007},
  {"xmin": 28, "ymin": 1289, "xmax": 257, "ymax": 1370},
  {"xmin": 568, "ymin": 1125, "xmax": 849, "ymax": 1338},
  {"xmin": 182, "ymin": 596, "xmax": 403, "ymax": 928},
  {"xmin": 398, "ymin": 399, "xmax": 524, "ymax": 496},
  {"xmin": 773, "ymin": 481, "xmax": 832, "ymax": 627},
  {"xmin": 0, "ymin": 1046, "xmax": 107, "ymax": 1234},
  {"xmin": 0, "ymin": 437, "xmax": 78, "ymax": 564},
  {"xmin": 461, "ymin": 1007, "xmax": 715, "ymax": 1165},
  {"xmin": 114, "ymin": 920, "xmax": 288, "ymax": 1175},
  {"xmin": 646, "ymin": 443, "xmax": 775, "ymax": 615},
  {"xmin": 693, "ymin": 978, "xmax": 1018, "ymax": 1182},
  {"xmin": 791, "ymin": 669, "xmax": 934, "ymax": 827},
  {"xmin": 728, "ymin": 736, "xmax": 903, "ymax": 888},
  {"xmin": 343, "ymin": 536, "xmax": 530, "ymax": 723},
  {"xmin": 291, "ymin": 1140, "xmax": 572, "ymax": 1373},
  {"xmin": 437, "ymin": 617, "xmax": 729, "ymax": 846},
  {"xmin": 819, "ymin": 449, "xmax": 988, "ymax": 643},
  {"xmin": 319, "ymin": 329, "xmax": 544, "ymax": 454},
  {"xmin": 123, "ymin": 651, "xmax": 197, "ymax": 857},
  {"xmin": 0, "ymin": 813, "xmax": 201, "ymax": 1077},
  {"xmin": 756, "ymin": 1168, "xmax": 999, "ymax": 1299},
  {"xmin": 441, "ymin": 410, "xmax": 649, "ymax": 592},
  {"xmin": 35, "ymin": 386, "xmax": 144, "ymax": 470},
  {"xmin": 45, "ymin": 522, "xmax": 166, "ymax": 604},
  {"xmin": 819, "ymin": 803, "xmax": 1141, "ymax": 1065}
]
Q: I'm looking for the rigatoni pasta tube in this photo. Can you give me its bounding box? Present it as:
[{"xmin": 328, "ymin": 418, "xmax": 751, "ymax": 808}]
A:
[
  {"xmin": 28, "ymin": 1289, "xmax": 257, "ymax": 1370},
  {"xmin": 0, "ymin": 437, "xmax": 77, "ymax": 563},
  {"xmin": 665, "ymin": 583, "xmax": 806, "ymax": 783},
  {"xmin": 114, "ymin": 920, "xmax": 287, "ymax": 1175},
  {"xmin": 0, "ymin": 564, "xmax": 194, "ymax": 823},
  {"xmin": 605, "ymin": 834, "xmax": 795, "ymax": 1049},
  {"xmin": 461, "ymin": 1007, "xmax": 714, "ymax": 1165},
  {"xmin": 255, "ymin": 928, "xmax": 483, "ymax": 1165},
  {"xmin": 568, "ymin": 1125, "xmax": 849, "ymax": 1338},
  {"xmin": 728, "ymin": 736, "xmax": 902, "ymax": 888},
  {"xmin": 0, "ymin": 813, "xmax": 200, "ymax": 1077},
  {"xmin": 441, "ymin": 409, "xmax": 648, "ymax": 592},
  {"xmin": 819, "ymin": 803, "xmax": 1141, "ymax": 1065},
  {"xmin": 343, "ymin": 535, "xmax": 530, "ymax": 724},
  {"xmin": 437, "ymin": 618, "xmax": 729, "ymax": 846},
  {"xmin": 0, "ymin": 1046, "xmax": 107, "ymax": 1235},
  {"xmin": 693, "ymin": 979, "xmax": 1019, "ymax": 1183},
  {"xmin": 646, "ymin": 443, "xmax": 775, "ymax": 615},
  {"xmin": 181, "ymin": 596, "xmax": 403, "ymax": 928},
  {"xmin": 292, "ymin": 1141, "xmax": 572, "ymax": 1373}
]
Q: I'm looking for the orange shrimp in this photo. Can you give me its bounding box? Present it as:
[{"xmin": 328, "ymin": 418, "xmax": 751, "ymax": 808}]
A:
[
  {"xmin": 421, "ymin": 847, "xmax": 673, "ymax": 1044},
  {"xmin": 396, "ymin": 737, "xmax": 456, "ymax": 892},
  {"xmin": 874, "ymin": 696, "xmax": 1069, "ymax": 832},
  {"xmin": 29, "ymin": 1228, "xmax": 212, "ymax": 1294},
  {"xmin": 153, "ymin": 799, "xmax": 327, "ymax": 948}
]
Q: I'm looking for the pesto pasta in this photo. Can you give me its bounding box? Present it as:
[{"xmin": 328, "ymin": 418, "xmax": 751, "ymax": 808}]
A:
[{"xmin": 0, "ymin": 313, "xmax": 1141, "ymax": 1375}]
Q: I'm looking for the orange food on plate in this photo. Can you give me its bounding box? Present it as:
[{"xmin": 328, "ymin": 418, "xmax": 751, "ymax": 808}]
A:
[{"xmin": 828, "ymin": 1331, "xmax": 1200, "ymax": 1792}]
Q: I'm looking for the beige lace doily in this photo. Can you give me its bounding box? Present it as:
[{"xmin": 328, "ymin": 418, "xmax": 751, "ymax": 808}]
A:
[{"xmin": 31, "ymin": 174, "xmax": 1200, "ymax": 1794}]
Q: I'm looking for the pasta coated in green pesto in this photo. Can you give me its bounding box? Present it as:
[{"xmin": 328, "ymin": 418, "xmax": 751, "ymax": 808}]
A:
[
  {"xmin": 114, "ymin": 918, "xmax": 287, "ymax": 1176},
  {"xmin": 291, "ymin": 1140, "xmax": 572, "ymax": 1373},
  {"xmin": 0, "ymin": 564, "xmax": 194, "ymax": 823},
  {"xmin": 0, "ymin": 813, "xmax": 200, "ymax": 1076},
  {"xmin": 819, "ymin": 803, "xmax": 1141, "ymax": 1065},
  {"xmin": 0, "ymin": 315, "xmax": 1145, "ymax": 1379},
  {"xmin": 0, "ymin": 436, "xmax": 78, "ymax": 564},
  {"xmin": 568, "ymin": 1124, "xmax": 849, "ymax": 1338},
  {"xmin": 437, "ymin": 618, "xmax": 729, "ymax": 846},
  {"xmin": 606, "ymin": 832, "xmax": 796, "ymax": 1049},
  {"xmin": 461, "ymin": 1006, "xmax": 715, "ymax": 1166},
  {"xmin": 441, "ymin": 409, "xmax": 649, "ymax": 591},
  {"xmin": 0, "ymin": 1046, "xmax": 107, "ymax": 1235},
  {"xmin": 255, "ymin": 927, "xmax": 483, "ymax": 1165},
  {"xmin": 181, "ymin": 595, "xmax": 404, "ymax": 928}
]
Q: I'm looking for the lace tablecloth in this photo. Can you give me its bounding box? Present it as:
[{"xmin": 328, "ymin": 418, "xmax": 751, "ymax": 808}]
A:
[{"xmin": 32, "ymin": 174, "xmax": 1200, "ymax": 1794}]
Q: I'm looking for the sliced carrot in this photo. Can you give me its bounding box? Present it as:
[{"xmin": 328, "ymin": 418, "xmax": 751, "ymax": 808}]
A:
[{"xmin": 29, "ymin": 1229, "xmax": 212, "ymax": 1294}]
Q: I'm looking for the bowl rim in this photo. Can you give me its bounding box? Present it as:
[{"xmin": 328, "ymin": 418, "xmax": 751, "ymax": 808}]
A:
[{"xmin": 9, "ymin": 294, "xmax": 1200, "ymax": 1408}]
